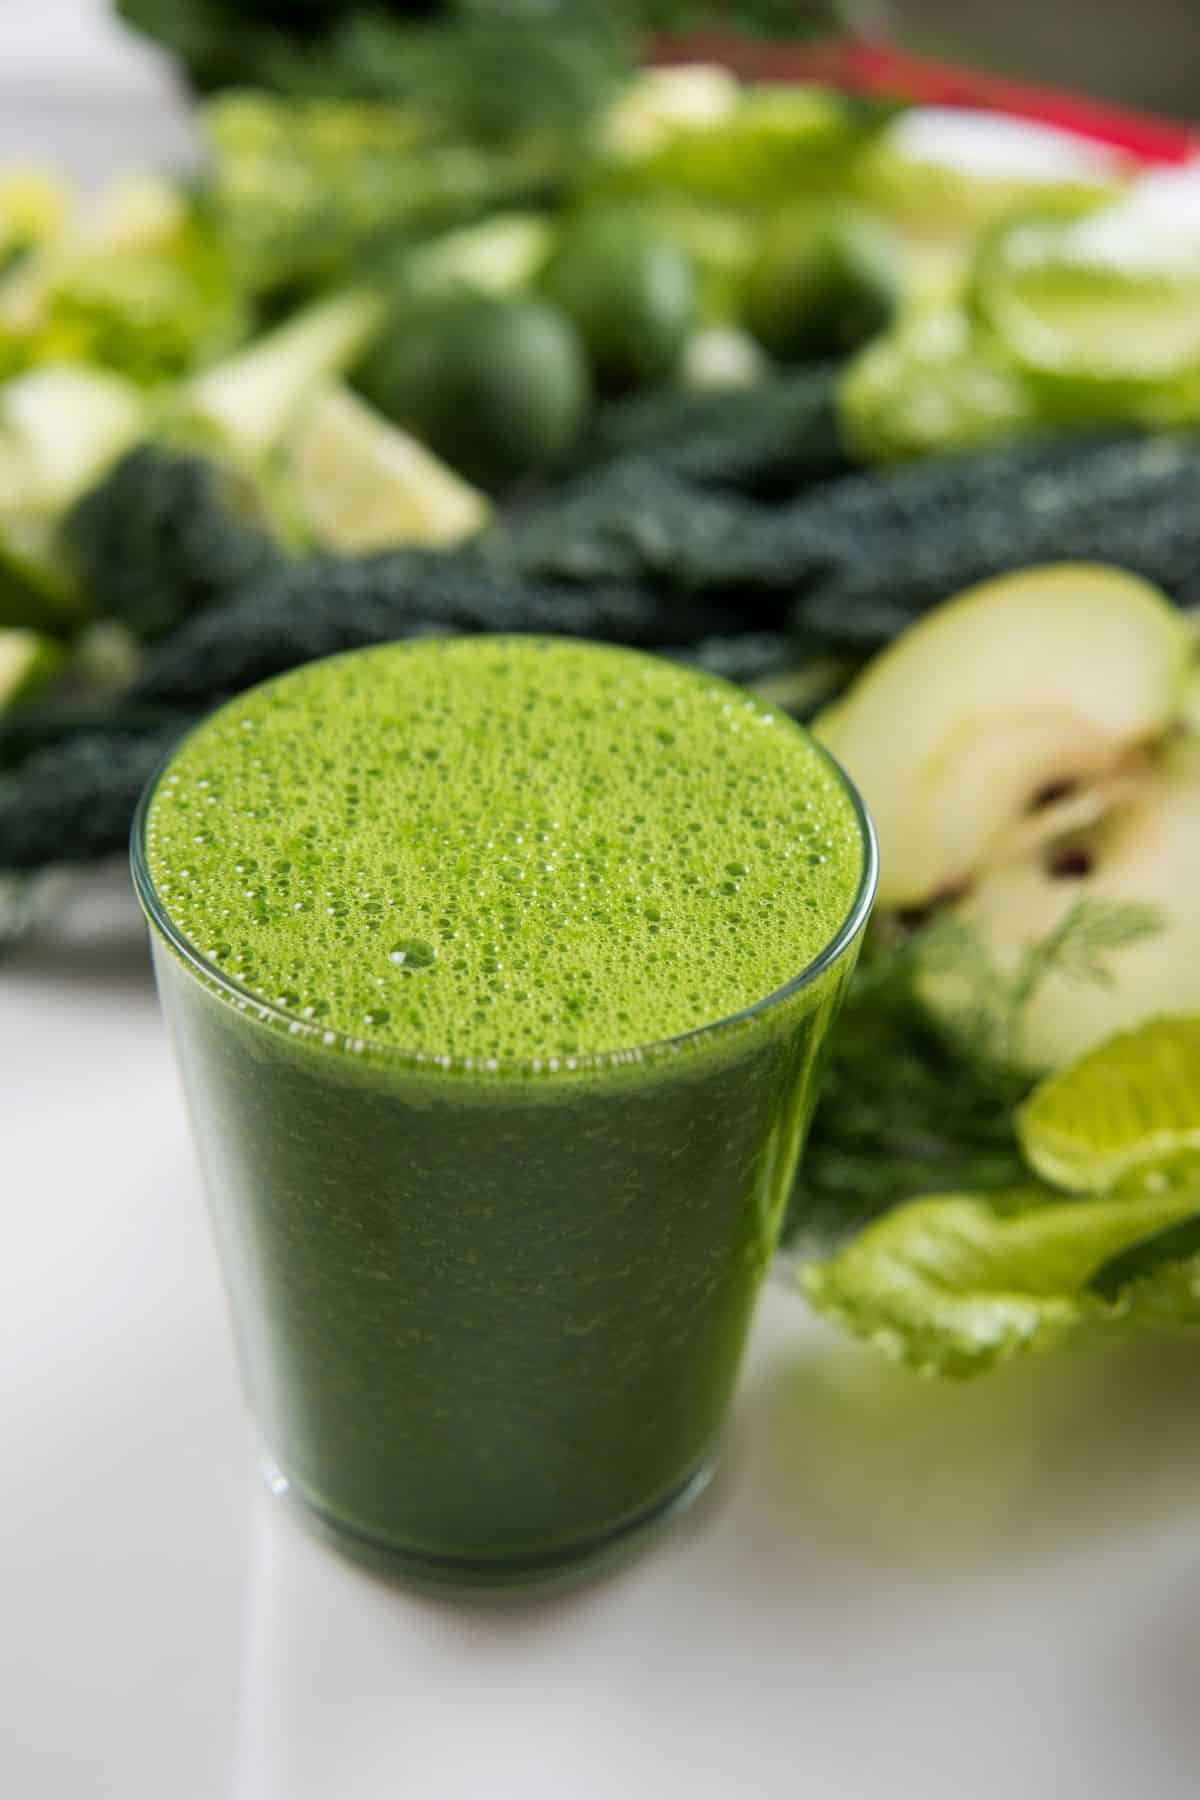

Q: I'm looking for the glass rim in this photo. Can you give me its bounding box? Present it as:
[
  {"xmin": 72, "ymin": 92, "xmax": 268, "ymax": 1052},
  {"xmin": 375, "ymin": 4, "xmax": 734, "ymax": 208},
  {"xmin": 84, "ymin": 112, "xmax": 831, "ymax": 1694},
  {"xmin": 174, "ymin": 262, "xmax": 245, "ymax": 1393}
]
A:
[{"xmin": 130, "ymin": 693, "xmax": 878, "ymax": 1080}]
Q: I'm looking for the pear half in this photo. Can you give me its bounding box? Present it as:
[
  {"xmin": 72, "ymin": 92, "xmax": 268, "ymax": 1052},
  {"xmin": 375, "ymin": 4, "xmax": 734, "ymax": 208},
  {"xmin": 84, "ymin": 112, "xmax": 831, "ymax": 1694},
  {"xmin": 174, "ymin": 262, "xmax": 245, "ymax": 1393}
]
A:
[
  {"xmin": 918, "ymin": 738, "xmax": 1200, "ymax": 1071},
  {"xmin": 817, "ymin": 564, "xmax": 1188, "ymax": 909}
]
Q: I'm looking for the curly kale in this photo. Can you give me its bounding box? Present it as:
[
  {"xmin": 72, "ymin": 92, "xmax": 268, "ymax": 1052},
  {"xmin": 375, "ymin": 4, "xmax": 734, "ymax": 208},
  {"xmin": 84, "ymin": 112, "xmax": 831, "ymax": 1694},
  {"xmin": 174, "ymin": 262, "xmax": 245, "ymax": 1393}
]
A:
[
  {"xmin": 62, "ymin": 447, "xmax": 284, "ymax": 643},
  {"xmin": 572, "ymin": 366, "xmax": 848, "ymax": 496}
]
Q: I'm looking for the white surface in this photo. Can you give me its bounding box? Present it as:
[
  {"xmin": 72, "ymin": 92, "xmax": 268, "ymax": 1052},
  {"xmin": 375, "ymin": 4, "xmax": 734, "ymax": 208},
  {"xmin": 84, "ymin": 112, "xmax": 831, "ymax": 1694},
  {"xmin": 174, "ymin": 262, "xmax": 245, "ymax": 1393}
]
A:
[
  {"xmin": 7, "ymin": 876, "xmax": 1200, "ymax": 1800},
  {"xmin": 0, "ymin": 0, "xmax": 192, "ymax": 185},
  {"xmin": 5, "ymin": 11, "xmax": 1200, "ymax": 1796}
]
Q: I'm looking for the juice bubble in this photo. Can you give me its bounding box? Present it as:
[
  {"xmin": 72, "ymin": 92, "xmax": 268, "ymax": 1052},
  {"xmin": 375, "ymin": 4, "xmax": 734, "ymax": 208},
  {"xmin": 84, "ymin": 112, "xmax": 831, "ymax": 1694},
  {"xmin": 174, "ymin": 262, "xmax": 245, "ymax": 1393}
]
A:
[{"xmin": 389, "ymin": 939, "xmax": 437, "ymax": 971}]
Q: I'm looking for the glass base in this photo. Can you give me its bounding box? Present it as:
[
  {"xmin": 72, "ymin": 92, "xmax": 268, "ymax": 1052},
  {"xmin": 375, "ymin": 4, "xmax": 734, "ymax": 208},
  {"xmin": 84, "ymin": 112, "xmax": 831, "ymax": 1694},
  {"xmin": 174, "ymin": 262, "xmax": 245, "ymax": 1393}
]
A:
[{"xmin": 260, "ymin": 1451, "xmax": 718, "ymax": 1597}]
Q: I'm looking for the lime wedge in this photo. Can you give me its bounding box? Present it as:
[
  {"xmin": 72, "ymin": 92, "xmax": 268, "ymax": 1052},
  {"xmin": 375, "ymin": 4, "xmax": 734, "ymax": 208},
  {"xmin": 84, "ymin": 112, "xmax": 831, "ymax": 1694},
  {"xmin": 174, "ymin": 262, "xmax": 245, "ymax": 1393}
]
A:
[
  {"xmin": 288, "ymin": 383, "xmax": 490, "ymax": 554},
  {"xmin": 1018, "ymin": 1016, "xmax": 1200, "ymax": 1193},
  {"xmin": 972, "ymin": 213, "xmax": 1200, "ymax": 395}
]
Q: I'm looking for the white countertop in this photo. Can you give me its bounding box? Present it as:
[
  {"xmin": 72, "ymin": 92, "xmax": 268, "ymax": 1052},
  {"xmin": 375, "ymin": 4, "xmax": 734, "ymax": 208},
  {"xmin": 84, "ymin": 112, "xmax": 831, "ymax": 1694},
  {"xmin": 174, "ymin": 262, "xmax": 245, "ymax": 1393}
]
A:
[
  {"xmin": 9, "ymin": 880, "xmax": 1200, "ymax": 1800},
  {"xmin": 5, "ymin": 11, "xmax": 1200, "ymax": 1796}
]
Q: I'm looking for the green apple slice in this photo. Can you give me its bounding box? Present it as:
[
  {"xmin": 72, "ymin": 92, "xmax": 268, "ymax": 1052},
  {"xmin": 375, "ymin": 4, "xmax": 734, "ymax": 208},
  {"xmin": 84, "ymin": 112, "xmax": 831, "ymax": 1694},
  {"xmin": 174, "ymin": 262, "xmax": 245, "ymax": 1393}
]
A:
[
  {"xmin": 816, "ymin": 564, "xmax": 1187, "ymax": 909},
  {"xmin": 920, "ymin": 738, "xmax": 1200, "ymax": 1071},
  {"xmin": 972, "ymin": 212, "xmax": 1200, "ymax": 399}
]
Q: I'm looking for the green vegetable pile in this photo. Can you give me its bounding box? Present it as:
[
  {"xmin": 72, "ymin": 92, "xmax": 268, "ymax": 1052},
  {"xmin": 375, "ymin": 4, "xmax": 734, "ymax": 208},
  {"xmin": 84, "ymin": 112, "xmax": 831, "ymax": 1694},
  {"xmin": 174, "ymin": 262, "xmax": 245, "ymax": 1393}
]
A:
[{"xmin": 6, "ymin": 21, "xmax": 1200, "ymax": 1372}]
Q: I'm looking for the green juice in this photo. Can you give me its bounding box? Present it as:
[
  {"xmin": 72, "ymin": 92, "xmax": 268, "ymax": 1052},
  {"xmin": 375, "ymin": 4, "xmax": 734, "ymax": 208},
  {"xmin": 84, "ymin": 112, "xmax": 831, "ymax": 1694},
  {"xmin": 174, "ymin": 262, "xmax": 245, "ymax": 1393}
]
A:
[{"xmin": 135, "ymin": 637, "xmax": 873, "ymax": 1585}]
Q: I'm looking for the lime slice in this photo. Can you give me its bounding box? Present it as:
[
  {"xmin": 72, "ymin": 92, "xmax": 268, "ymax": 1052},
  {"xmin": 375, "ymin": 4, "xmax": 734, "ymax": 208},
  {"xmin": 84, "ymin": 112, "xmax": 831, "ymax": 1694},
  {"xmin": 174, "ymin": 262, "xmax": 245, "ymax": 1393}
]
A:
[
  {"xmin": 972, "ymin": 213, "xmax": 1200, "ymax": 394},
  {"xmin": 1018, "ymin": 1015, "xmax": 1200, "ymax": 1193},
  {"xmin": 288, "ymin": 383, "xmax": 490, "ymax": 553}
]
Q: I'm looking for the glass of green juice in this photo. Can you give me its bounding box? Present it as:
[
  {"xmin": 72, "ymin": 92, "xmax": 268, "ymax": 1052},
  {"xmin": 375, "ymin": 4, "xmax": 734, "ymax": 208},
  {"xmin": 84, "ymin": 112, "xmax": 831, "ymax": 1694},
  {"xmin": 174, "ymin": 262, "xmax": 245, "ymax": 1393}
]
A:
[{"xmin": 132, "ymin": 636, "xmax": 876, "ymax": 1590}]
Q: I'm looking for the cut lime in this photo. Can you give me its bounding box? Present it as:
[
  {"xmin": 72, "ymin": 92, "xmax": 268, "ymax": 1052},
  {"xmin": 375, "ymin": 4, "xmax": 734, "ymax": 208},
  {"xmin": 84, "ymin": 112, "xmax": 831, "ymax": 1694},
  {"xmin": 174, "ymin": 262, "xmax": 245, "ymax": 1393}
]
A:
[
  {"xmin": 288, "ymin": 383, "xmax": 490, "ymax": 553},
  {"xmin": 971, "ymin": 212, "xmax": 1200, "ymax": 396},
  {"xmin": 1019, "ymin": 1016, "xmax": 1200, "ymax": 1193},
  {"xmin": 837, "ymin": 306, "xmax": 1039, "ymax": 462}
]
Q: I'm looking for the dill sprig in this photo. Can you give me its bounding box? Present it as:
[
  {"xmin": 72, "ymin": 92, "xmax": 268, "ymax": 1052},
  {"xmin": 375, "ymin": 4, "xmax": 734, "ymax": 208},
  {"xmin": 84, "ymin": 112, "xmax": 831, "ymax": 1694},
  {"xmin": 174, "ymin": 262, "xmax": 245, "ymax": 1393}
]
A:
[{"xmin": 789, "ymin": 899, "xmax": 1166, "ymax": 1245}]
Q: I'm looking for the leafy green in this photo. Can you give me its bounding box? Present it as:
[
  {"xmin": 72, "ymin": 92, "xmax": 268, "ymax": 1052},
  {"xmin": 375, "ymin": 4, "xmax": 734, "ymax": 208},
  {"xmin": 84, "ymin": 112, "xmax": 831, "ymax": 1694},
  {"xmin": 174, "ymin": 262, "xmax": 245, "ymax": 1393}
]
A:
[
  {"xmin": 604, "ymin": 82, "xmax": 865, "ymax": 209},
  {"xmin": 202, "ymin": 91, "xmax": 562, "ymax": 296},
  {"xmin": 790, "ymin": 899, "xmax": 1166, "ymax": 1245},
  {"xmin": 1089, "ymin": 1209, "xmax": 1200, "ymax": 1302},
  {"xmin": 800, "ymin": 999, "xmax": 1200, "ymax": 1374},
  {"xmin": 500, "ymin": 456, "xmax": 835, "ymax": 597},
  {"xmin": 116, "ymin": 1, "xmax": 841, "ymax": 105},
  {"xmin": 0, "ymin": 716, "xmax": 198, "ymax": 871},
  {"xmin": 127, "ymin": 550, "xmax": 744, "ymax": 711},
  {"xmin": 915, "ymin": 899, "xmax": 1164, "ymax": 1073},
  {"xmin": 792, "ymin": 433, "xmax": 1200, "ymax": 650},
  {"xmin": 800, "ymin": 1184, "xmax": 1200, "ymax": 1377},
  {"xmin": 33, "ymin": 201, "xmax": 247, "ymax": 384},
  {"xmin": 789, "ymin": 932, "xmax": 1030, "ymax": 1244},
  {"xmin": 571, "ymin": 364, "xmax": 847, "ymax": 495},
  {"xmin": 264, "ymin": 6, "xmax": 630, "ymax": 144}
]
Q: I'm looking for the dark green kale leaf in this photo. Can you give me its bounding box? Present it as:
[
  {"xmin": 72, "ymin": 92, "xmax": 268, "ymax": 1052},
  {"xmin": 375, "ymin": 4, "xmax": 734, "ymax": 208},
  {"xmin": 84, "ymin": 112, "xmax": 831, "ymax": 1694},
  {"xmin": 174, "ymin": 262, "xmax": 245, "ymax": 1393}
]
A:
[
  {"xmin": 501, "ymin": 457, "xmax": 839, "ymax": 595},
  {"xmin": 0, "ymin": 719, "xmax": 199, "ymax": 872},
  {"xmin": 791, "ymin": 433, "xmax": 1200, "ymax": 650},
  {"xmin": 130, "ymin": 549, "xmax": 748, "ymax": 708},
  {"xmin": 572, "ymin": 366, "xmax": 848, "ymax": 497}
]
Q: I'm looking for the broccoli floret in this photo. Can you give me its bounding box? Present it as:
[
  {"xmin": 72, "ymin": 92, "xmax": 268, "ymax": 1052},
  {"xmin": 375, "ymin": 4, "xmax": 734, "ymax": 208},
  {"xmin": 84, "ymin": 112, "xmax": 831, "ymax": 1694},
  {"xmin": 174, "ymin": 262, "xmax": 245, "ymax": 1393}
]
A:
[
  {"xmin": 62, "ymin": 446, "xmax": 284, "ymax": 642},
  {"xmin": 0, "ymin": 717, "xmax": 196, "ymax": 870},
  {"xmin": 573, "ymin": 365, "xmax": 847, "ymax": 495}
]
